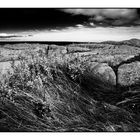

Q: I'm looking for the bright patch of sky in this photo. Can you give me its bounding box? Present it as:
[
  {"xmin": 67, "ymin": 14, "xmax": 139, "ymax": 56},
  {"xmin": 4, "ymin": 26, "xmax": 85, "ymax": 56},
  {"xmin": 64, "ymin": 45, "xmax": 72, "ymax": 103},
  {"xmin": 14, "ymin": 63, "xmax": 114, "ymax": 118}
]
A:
[{"xmin": 0, "ymin": 26, "xmax": 140, "ymax": 42}]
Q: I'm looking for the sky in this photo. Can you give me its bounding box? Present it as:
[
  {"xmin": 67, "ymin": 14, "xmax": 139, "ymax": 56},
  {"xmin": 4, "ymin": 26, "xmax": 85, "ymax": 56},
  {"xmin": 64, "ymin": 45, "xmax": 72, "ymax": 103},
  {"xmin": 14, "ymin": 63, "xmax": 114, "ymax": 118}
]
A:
[{"xmin": 0, "ymin": 8, "xmax": 140, "ymax": 42}]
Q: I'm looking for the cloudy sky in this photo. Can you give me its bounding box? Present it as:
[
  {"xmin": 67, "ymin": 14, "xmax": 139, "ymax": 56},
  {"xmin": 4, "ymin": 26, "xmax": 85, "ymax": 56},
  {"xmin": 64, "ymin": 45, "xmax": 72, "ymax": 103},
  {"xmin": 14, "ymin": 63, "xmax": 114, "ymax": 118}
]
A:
[{"xmin": 0, "ymin": 8, "xmax": 140, "ymax": 42}]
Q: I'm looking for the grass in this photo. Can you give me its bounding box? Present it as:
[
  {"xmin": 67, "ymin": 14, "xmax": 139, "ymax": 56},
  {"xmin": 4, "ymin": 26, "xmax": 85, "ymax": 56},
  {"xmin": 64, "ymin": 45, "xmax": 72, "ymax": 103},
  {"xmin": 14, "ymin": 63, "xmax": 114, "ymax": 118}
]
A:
[{"xmin": 0, "ymin": 47, "xmax": 140, "ymax": 132}]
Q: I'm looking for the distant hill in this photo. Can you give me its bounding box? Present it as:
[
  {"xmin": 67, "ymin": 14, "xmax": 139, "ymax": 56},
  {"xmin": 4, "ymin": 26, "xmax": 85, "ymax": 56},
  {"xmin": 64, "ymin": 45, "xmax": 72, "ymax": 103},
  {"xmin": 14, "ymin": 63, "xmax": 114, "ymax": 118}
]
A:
[
  {"xmin": 101, "ymin": 38, "xmax": 140, "ymax": 47},
  {"xmin": 122, "ymin": 38, "xmax": 140, "ymax": 47}
]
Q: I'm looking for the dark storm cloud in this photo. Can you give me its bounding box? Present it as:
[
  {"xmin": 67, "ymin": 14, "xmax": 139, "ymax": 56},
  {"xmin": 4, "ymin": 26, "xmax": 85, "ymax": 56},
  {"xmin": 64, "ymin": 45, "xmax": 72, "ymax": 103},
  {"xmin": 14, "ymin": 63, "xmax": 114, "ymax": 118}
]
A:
[
  {"xmin": 0, "ymin": 9, "xmax": 89, "ymax": 31},
  {"xmin": 1, "ymin": 8, "xmax": 140, "ymax": 32},
  {"xmin": 62, "ymin": 9, "xmax": 140, "ymax": 27}
]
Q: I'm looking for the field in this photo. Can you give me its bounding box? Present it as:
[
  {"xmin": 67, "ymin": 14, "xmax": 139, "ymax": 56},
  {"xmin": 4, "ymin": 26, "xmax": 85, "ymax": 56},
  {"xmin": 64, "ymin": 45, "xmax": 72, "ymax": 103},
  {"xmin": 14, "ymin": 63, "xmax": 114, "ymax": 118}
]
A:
[{"xmin": 1, "ymin": 39, "xmax": 140, "ymax": 131}]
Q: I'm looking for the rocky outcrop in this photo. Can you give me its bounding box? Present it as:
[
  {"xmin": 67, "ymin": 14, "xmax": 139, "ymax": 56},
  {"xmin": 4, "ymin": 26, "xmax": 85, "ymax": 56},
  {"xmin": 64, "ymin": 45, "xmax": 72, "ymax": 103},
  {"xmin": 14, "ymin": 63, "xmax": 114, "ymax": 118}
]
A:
[
  {"xmin": 118, "ymin": 61, "xmax": 140, "ymax": 86},
  {"xmin": 90, "ymin": 63, "xmax": 116, "ymax": 85}
]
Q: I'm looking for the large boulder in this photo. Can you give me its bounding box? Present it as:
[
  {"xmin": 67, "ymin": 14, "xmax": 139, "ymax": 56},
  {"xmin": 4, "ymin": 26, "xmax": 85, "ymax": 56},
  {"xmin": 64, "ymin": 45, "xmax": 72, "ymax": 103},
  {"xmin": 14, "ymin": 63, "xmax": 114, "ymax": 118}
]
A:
[
  {"xmin": 91, "ymin": 63, "xmax": 116, "ymax": 85},
  {"xmin": 118, "ymin": 61, "xmax": 140, "ymax": 86}
]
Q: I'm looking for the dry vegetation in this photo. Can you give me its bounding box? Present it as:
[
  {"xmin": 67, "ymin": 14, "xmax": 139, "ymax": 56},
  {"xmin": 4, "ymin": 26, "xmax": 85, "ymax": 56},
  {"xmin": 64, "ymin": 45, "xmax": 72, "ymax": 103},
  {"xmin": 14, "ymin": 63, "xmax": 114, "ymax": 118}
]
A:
[{"xmin": 0, "ymin": 42, "xmax": 140, "ymax": 132}]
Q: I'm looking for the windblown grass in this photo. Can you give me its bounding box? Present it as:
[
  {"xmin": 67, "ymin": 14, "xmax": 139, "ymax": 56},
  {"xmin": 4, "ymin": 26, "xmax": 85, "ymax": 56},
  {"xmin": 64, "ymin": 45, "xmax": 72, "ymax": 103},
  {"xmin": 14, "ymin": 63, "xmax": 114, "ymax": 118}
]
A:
[{"xmin": 0, "ymin": 49, "xmax": 140, "ymax": 132}]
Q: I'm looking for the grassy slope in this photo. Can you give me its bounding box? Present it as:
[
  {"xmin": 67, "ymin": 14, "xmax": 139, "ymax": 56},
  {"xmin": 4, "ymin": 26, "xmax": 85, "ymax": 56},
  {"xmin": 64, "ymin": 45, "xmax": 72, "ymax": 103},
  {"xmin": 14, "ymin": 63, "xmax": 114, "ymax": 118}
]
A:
[{"xmin": 0, "ymin": 44, "xmax": 140, "ymax": 132}]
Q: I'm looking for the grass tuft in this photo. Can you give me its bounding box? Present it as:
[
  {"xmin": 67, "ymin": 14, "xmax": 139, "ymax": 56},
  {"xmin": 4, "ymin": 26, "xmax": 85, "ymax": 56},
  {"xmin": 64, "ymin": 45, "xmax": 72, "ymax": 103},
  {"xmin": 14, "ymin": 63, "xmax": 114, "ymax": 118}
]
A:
[{"xmin": 0, "ymin": 49, "xmax": 140, "ymax": 131}]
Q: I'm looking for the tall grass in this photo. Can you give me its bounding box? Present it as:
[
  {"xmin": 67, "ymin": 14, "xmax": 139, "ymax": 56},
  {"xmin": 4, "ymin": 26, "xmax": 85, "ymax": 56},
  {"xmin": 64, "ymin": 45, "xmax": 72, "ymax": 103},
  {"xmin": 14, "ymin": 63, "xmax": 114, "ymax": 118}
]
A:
[{"xmin": 0, "ymin": 49, "xmax": 140, "ymax": 132}]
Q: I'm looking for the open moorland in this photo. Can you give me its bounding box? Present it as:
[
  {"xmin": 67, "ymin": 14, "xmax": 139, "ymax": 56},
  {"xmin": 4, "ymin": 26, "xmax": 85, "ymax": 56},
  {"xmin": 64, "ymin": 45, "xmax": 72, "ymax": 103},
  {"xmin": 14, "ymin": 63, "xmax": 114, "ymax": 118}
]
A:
[{"xmin": 1, "ymin": 39, "xmax": 140, "ymax": 131}]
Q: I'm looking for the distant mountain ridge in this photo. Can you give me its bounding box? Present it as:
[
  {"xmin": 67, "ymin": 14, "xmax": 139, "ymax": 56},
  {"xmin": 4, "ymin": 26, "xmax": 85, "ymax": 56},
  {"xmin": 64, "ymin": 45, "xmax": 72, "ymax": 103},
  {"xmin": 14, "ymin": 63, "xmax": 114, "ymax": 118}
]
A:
[
  {"xmin": 101, "ymin": 38, "xmax": 140, "ymax": 47},
  {"xmin": 0, "ymin": 38, "xmax": 140, "ymax": 47}
]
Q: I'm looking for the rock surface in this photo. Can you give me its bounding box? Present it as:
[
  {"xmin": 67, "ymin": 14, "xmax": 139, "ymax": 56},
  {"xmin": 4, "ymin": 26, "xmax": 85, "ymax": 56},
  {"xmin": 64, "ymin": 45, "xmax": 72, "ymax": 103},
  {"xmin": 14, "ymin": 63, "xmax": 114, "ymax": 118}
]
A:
[
  {"xmin": 91, "ymin": 63, "xmax": 116, "ymax": 85},
  {"xmin": 118, "ymin": 61, "xmax": 140, "ymax": 86}
]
